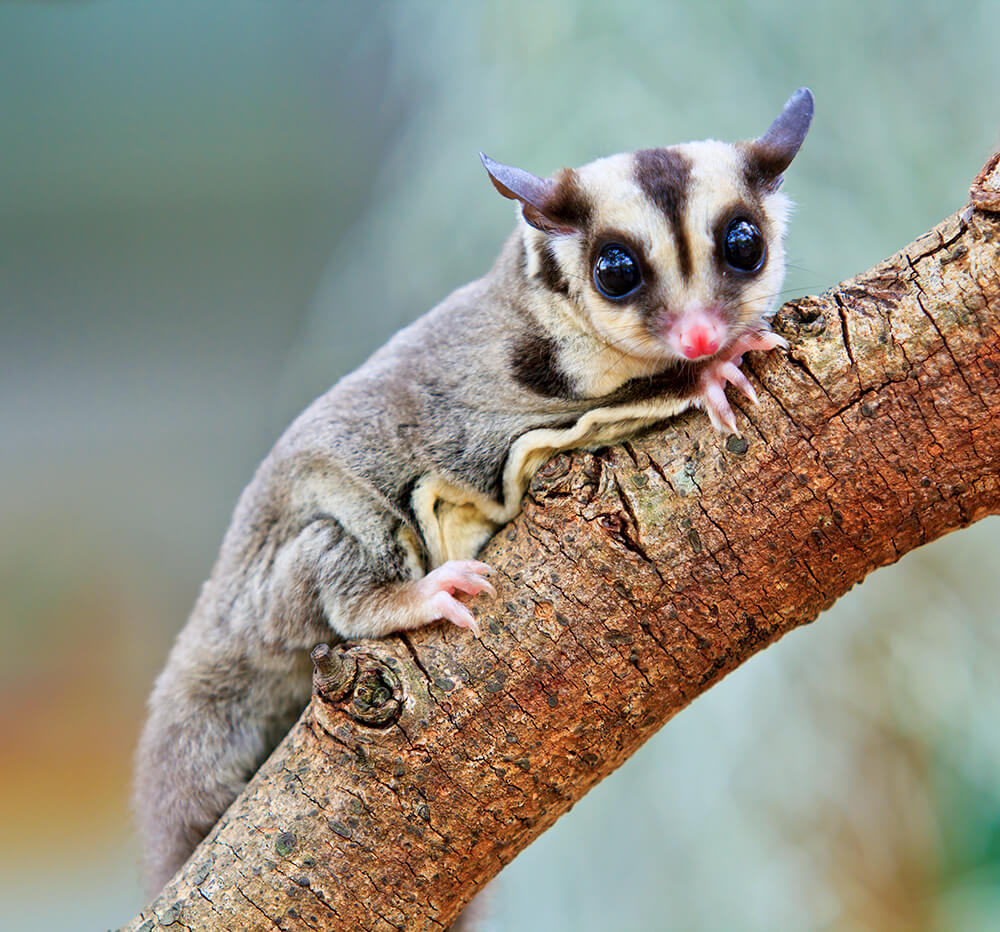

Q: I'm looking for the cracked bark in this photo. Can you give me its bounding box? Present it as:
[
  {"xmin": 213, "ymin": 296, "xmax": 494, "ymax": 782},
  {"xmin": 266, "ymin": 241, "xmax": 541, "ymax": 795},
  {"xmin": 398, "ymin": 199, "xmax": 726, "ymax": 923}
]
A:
[{"xmin": 122, "ymin": 153, "xmax": 1000, "ymax": 932}]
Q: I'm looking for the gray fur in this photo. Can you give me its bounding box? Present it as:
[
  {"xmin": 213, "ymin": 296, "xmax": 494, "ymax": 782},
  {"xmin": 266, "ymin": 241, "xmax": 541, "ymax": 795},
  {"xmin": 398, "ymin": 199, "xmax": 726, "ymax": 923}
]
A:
[
  {"xmin": 135, "ymin": 90, "xmax": 812, "ymax": 895},
  {"xmin": 134, "ymin": 237, "xmax": 602, "ymax": 892}
]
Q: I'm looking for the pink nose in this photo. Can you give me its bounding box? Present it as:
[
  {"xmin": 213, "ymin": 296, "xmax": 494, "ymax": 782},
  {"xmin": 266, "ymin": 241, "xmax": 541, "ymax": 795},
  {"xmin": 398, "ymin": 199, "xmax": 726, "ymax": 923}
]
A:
[{"xmin": 679, "ymin": 327, "xmax": 720, "ymax": 360}]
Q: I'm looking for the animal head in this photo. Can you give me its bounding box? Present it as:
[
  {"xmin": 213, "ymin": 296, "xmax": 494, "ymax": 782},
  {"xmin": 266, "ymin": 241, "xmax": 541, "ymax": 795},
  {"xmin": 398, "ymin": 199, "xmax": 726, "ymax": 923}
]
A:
[{"xmin": 482, "ymin": 87, "xmax": 813, "ymax": 366}]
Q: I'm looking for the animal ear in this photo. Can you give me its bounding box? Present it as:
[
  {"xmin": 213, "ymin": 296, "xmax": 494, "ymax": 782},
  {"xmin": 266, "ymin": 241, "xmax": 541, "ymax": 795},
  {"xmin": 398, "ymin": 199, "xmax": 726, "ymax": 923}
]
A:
[
  {"xmin": 745, "ymin": 87, "xmax": 814, "ymax": 190},
  {"xmin": 480, "ymin": 153, "xmax": 580, "ymax": 234}
]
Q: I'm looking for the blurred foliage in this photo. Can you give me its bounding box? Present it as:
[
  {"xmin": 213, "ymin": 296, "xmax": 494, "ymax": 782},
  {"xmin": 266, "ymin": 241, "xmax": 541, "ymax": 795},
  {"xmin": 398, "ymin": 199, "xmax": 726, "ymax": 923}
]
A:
[{"xmin": 1, "ymin": 1, "xmax": 999, "ymax": 930}]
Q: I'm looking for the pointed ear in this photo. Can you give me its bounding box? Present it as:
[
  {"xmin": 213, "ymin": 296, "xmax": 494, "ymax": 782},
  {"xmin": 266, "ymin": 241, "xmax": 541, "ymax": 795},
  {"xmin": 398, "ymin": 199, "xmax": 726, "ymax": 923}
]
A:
[
  {"xmin": 480, "ymin": 153, "xmax": 581, "ymax": 234},
  {"xmin": 744, "ymin": 87, "xmax": 814, "ymax": 190}
]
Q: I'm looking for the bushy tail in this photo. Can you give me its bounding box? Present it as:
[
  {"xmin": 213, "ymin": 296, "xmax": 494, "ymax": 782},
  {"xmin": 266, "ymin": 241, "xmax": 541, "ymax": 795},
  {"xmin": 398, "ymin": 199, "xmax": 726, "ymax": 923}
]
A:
[{"xmin": 133, "ymin": 636, "xmax": 313, "ymax": 895}]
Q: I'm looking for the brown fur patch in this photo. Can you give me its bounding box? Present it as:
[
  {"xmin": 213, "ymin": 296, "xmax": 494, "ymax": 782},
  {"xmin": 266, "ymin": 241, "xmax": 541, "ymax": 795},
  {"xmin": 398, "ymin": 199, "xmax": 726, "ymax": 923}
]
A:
[
  {"xmin": 598, "ymin": 361, "xmax": 700, "ymax": 406},
  {"xmin": 509, "ymin": 327, "xmax": 575, "ymax": 399},
  {"xmin": 633, "ymin": 149, "xmax": 693, "ymax": 280}
]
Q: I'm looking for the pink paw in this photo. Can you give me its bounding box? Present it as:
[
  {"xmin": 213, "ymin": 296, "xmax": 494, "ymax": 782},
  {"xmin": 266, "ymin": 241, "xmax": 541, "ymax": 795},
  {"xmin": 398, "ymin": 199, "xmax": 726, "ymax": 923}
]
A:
[
  {"xmin": 730, "ymin": 329, "xmax": 788, "ymax": 355},
  {"xmin": 700, "ymin": 329, "xmax": 787, "ymax": 435},
  {"xmin": 415, "ymin": 560, "xmax": 495, "ymax": 637}
]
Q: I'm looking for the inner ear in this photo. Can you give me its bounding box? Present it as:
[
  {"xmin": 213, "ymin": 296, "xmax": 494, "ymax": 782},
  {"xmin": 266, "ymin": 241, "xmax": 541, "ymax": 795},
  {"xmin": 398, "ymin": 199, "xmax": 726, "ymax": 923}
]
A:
[
  {"xmin": 480, "ymin": 153, "xmax": 584, "ymax": 235},
  {"xmin": 744, "ymin": 87, "xmax": 814, "ymax": 190}
]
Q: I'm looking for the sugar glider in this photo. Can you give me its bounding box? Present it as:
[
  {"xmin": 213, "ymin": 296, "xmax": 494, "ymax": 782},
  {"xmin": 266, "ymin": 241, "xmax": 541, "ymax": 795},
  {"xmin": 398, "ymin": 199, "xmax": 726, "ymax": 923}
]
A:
[{"xmin": 135, "ymin": 88, "xmax": 814, "ymax": 893}]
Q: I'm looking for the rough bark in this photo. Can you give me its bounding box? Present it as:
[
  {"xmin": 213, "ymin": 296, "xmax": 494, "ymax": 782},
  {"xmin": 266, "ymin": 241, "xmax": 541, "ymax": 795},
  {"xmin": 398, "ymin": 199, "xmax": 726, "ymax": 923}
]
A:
[{"xmin": 123, "ymin": 154, "xmax": 1000, "ymax": 932}]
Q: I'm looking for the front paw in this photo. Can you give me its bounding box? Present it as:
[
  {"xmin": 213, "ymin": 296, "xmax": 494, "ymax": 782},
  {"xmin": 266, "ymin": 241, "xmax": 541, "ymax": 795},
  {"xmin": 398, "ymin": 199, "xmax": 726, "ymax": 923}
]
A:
[
  {"xmin": 729, "ymin": 329, "xmax": 789, "ymax": 355},
  {"xmin": 700, "ymin": 329, "xmax": 787, "ymax": 434},
  {"xmin": 414, "ymin": 560, "xmax": 495, "ymax": 637}
]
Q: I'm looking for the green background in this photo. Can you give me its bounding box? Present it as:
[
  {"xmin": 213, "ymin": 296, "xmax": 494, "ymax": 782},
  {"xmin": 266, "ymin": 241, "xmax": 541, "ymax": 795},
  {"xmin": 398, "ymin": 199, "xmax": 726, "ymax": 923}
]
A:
[{"xmin": 2, "ymin": 2, "xmax": 999, "ymax": 929}]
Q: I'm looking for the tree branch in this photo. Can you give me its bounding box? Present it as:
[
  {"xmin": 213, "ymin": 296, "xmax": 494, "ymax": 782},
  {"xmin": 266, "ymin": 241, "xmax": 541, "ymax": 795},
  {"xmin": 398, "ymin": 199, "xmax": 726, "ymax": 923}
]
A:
[{"xmin": 123, "ymin": 153, "xmax": 1000, "ymax": 932}]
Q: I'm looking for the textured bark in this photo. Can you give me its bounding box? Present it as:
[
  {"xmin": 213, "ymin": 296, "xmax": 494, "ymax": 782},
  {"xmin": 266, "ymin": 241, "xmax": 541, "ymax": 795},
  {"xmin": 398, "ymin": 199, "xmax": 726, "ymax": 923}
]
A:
[{"xmin": 123, "ymin": 154, "xmax": 1000, "ymax": 932}]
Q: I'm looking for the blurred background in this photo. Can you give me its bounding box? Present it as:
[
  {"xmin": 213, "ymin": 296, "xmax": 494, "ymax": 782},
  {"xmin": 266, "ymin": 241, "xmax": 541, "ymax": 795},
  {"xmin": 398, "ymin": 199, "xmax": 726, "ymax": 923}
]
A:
[{"xmin": 2, "ymin": 2, "xmax": 999, "ymax": 929}]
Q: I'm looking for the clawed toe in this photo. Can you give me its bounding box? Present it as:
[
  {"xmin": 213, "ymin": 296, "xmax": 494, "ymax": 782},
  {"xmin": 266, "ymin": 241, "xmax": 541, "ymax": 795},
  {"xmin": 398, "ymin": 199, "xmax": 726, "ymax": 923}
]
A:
[
  {"xmin": 430, "ymin": 590, "xmax": 481, "ymax": 637},
  {"xmin": 735, "ymin": 330, "xmax": 788, "ymax": 354},
  {"xmin": 702, "ymin": 376, "xmax": 738, "ymax": 434},
  {"xmin": 701, "ymin": 360, "xmax": 752, "ymax": 435},
  {"xmin": 697, "ymin": 327, "xmax": 786, "ymax": 435},
  {"xmin": 718, "ymin": 361, "xmax": 758, "ymax": 405},
  {"xmin": 417, "ymin": 559, "xmax": 495, "ymax": 635}
]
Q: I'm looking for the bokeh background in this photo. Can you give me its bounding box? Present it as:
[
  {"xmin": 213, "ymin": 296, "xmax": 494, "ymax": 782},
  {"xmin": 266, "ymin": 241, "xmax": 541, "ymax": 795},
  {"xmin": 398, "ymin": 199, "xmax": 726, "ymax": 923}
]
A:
[{"xmin": 2, "ymin": 2, "xmax": 999, "ymax": 929}]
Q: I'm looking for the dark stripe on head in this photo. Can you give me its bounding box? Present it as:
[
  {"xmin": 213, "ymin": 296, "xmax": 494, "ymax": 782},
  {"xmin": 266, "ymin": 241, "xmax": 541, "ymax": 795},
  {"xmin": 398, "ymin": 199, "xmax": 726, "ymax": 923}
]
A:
[
  {"xmin": 634, "ymin": 149, "xmax": 693, "ymax": 281},
  {"xmin": 509, "ymin": 327, "xmax": 575, "ymax": 399},
  {"xmin": 536, "ymin": 241, "xmax": 570, "ymax": 295}
]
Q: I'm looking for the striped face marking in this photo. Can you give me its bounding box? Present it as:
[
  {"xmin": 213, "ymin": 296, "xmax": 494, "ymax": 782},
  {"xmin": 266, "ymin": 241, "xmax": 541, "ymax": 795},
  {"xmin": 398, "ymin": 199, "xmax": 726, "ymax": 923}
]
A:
[
  {"xmin": 543, "ymin": 140, "xmax": 790, "ymax": 370},
  {"xmin": 484, "ymin": 88, "xmax": 812, "ymax": 397}
]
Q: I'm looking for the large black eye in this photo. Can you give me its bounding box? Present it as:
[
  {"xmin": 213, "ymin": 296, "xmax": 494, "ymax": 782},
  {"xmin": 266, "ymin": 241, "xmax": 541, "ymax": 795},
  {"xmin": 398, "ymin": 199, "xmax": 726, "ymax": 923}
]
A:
[
  {"xmin": 724, "ymin": 219, "xmax": 765, "ymax": 272},
  {"xmin": 593, "ymin": 243, "xmax": 642, "ymax": 299}
]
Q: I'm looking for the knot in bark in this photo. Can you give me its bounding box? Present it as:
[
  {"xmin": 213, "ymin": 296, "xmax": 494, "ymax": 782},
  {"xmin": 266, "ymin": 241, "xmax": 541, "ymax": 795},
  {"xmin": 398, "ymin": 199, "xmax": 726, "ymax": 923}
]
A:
[{"xmin": 312, "ymin": 644, "xmax": 404, "ymax": 728}]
